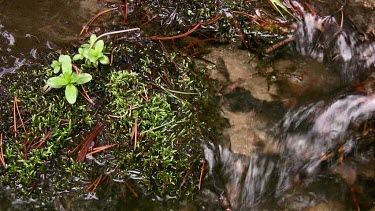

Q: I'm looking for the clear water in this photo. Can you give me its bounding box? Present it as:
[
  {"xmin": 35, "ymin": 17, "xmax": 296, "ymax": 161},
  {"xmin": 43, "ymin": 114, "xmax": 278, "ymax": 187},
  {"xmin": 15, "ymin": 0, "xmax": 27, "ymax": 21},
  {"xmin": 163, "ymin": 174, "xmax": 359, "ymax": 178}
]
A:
[
  {"xmin": 203, "ymin": 94, "xmax": 374, "ymax": 210},
  {"xmin": 200, "ymin": 2, "xmax": 375, "ymax": 210}
]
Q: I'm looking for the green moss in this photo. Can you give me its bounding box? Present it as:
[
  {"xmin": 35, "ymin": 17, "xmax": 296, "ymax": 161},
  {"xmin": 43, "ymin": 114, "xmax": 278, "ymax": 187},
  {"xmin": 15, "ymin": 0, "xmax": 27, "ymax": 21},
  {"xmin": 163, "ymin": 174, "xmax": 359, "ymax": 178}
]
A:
[
  {"xmin": 0, "ymin": 1, "xmax": 242, "ymax": 205},
  {"xmin": 101, "ymin": 43, "xmax": 208, "ymax": 198},
  {"xmin": 0, "ymin": 67, "xmax": 93, "ymax": 197}
]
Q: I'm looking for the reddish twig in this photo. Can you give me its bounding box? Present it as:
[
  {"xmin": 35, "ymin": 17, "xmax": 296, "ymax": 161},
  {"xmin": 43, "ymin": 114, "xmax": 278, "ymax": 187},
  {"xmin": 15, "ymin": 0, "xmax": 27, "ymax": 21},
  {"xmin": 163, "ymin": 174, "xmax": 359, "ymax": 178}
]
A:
[
  {"xmin": 201, "ymin": 14, "xmax": 222, "ymax": 26},
  {"xmin": 304, "ymin": 1, "xmax": 317, "ymax": 16},
  {"xmin": 150, "ymin": 23, "xmax": 201, "ymax": 41},
  {"xmin": 232, "ymin": 15, "xmax": 249, "ymax": 49},
  {"xmin": 79, "ymin": 8, "xmax": 117, "ymax": 37},
  {"xmin": 158, "ymin": 40, "xmax": 181, "ymax": 70},
  {"xmin": 68, "ymin": 138, "xmax": 85, "ymax": 157},
  {"xmin": 87, "ymin": 174, "xmax": 103, "ymax": 192},
  {"xmin": 32, "ymin": 132, "xmax": 51, "ymax": 150},
  {"xmin": 131, "ymin": 118, "xmax": 138, "ymax": 151},
  {"xmin": 86, "ymin": 144, "xmax": 116, "ymax": 156},
  {"xmin": 150, "ymin": 15, "xmax": 222, "ymax": 41},
  {"xmin": 181, "ymin": 164, "xmax": 194, "ymax": 187},
  {"xmin": 80, "ymin": 85, "xmax": 95, "ymax": 105},
  {"xmin": 77, "ymin": 124, "xmax": 104, "ymax": 162},
  {"xmin": 189, "ymin": 50, "xmax": 210, "ymax": 57},
  {"xmin": 199, "ymin": 161, "xmax": 206, "ymax": 190},
  {"xmin": 13, "ymin": 97, "xmax": 17, "ymax": 137},
  {"xmin": 13, "ymin": 97, "xmax": 27, "ymax": 137},
  {"xmin": 351, "ymin": 186, "xmax": 361, "ymax": 211},
  {"xmin": 0, "ymin": 133, "xmax": 5, "ymax": 167},
  {"xmin": 140, "ymin": 14, "xmax": 158, "ymax": 28},
  {"xmin": 265, "ymin": 36, "xmax": 295, "ymax": 53},
  {"xmin": 117, "ymin": 0, "xmax": 128, "ymax": 21},
  {"xmin": 124, "ymin": 180, "xmax": 138, "ymax": 198},
  {"xmin": 72, "ymin": 64, "xmax": 95, "ymax": 105},
  {"xmin": 14, "ymin": 97, "xmax": 28, "ymax": 135},
  {"xmin": 121, "ymin": 185, "xmax": 127, "ymax": 201}
]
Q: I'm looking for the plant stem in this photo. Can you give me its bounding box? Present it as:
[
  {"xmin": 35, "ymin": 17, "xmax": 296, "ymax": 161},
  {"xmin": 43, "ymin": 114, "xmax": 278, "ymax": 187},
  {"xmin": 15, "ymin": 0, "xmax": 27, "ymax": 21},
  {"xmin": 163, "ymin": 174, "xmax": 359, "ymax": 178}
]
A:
[{"xmin": 90, "ymin": 28, "xmax": 140, "ymax": 48}]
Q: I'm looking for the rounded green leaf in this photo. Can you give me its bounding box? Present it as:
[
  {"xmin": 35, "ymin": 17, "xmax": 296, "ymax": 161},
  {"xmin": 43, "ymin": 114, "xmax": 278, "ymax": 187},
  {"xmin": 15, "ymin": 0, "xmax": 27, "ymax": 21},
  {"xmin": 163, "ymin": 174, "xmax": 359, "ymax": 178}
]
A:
[
  {"xmin": 83, "ymin": 48, "xmax": 90, "ymax": 59},
  {"xmin": 69, "ymin": 72, "xmax": 80, "ymax": 84},
  {"xmin": 51, "ymin": 60, "xmax": 62, "ymax": 73},
  {"xmin": 94, "ymin": 40, "xmax": 104, "ymax": 52},
  {"xmin": 76, "ymin": 73, "xmax": 92, "ymax": 85},
  {"xmin": 88, "ymin": 49, "xmax": 99, "ymax": 63},
  {"xmin": 47, "ymin": 76, "xmax": 69, "ymax": 88},
  {"xmin": 59, "ymin": 55, "xmax": 72, "ymax": 75},
  {"xmin": 99, "ymin": 55, "xmax": 110, "ymax": 65},
  {"xmin": 89, "ymin": 34, "xmax": 97, "ymax": 44},
  {"xmin": 65, "ymin": 84, "xmax": 78, "ymax": 104},
  {"xmin": 73, "ymin": 54, "xmax": 84, "ymax": 61},
  {"xmin": 81, "ymin": 43, "xmax": 90, "ymax": 49}
]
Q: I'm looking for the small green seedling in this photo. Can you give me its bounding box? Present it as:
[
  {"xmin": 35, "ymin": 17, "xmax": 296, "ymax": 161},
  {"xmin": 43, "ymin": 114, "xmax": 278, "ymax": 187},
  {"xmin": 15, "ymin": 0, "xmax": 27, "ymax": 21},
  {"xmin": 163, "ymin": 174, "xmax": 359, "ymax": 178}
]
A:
[
  {"xmin": 51, "ymin": 57, "xmax": 62, "ymax": 74},
  {"xmin": 47, "ymin": 55, "xmax": 92, "ymax": 104},
  {"xmin": 73, "ymin": 34, "xmax": 110, "ymax": 67}
]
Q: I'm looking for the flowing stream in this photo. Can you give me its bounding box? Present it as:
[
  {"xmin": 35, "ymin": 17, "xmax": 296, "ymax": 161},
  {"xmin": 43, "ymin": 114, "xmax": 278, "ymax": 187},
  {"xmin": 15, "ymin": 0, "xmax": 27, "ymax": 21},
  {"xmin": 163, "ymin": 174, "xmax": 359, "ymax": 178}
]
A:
[
  {"xmin": 198, "ymin": 2, "xmax": 375, "ymax": 209},
  {"xmin": 203, "ymin": 95, "xmax": 374, "ymax": 210}
]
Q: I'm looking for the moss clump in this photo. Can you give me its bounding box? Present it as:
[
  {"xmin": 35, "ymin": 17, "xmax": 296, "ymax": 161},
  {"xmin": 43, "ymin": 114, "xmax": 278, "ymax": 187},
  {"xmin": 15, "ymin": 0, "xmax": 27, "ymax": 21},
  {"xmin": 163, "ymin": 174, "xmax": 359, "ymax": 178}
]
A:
[
  {"xmin": 0, "ymin": 34, "xmax": 223, "ymax": 207},
  {"xmin": 0, "ymin": 67, "xmax": 94, "ymax": 201},
  {"xmin": 93, "ymin": 41, "xmax": 216, "ymax": 199}
]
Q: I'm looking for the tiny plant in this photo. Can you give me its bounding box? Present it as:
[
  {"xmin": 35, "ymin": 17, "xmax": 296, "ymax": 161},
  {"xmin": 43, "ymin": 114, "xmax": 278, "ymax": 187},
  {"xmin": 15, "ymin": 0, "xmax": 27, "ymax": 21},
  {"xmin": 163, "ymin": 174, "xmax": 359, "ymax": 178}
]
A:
[
  {"xmin": 51, "ymin": 57, "xmax": 62, "ymax": 74},
  {"xmin": 47, "ymin": 55, "xmax": 92, "ymax": 104},
  {"xmin": 73, "ymin": 34, "xmax": 110, "ymax": 67}
]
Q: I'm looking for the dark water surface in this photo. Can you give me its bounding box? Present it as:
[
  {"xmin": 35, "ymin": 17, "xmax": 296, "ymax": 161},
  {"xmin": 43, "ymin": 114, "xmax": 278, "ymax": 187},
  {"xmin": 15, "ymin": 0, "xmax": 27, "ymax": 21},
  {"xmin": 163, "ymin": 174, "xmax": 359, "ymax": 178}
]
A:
[{"xmin": 0, "ymin": 0, "xmax": 103, "ymax": 76}]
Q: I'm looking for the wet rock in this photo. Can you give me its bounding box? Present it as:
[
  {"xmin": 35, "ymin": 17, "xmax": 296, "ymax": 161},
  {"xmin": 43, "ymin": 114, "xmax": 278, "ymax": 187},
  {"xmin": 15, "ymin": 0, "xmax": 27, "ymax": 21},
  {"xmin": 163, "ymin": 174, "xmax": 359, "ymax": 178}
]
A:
[
  {"xmin": 268, "ymin": 56, "xmax": 343, "ymax": 102},
  {"xmin": 203, "ymin": 44, "xmax": 272, "ymax": 101},
  {"xmin": 304, "ymin": 201, "xmax": 346, "ymax": 211}
]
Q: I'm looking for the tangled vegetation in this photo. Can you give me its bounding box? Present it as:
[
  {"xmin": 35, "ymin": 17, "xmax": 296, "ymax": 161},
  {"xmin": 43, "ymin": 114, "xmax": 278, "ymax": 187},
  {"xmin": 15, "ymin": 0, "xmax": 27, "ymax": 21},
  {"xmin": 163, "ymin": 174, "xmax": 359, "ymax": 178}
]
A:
[{"xmin": 0, "ymin": 29, "xmax": 220, "ymax": 209}]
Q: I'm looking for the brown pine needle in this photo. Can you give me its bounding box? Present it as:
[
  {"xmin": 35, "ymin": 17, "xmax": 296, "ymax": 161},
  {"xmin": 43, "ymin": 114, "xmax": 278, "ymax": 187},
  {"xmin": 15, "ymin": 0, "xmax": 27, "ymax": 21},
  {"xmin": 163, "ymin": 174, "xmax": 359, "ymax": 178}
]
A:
[
  {"xmin": 199, "ymin": 161, "xmax": 206, "ymax": 190},
  {"xmin": 181, "ymin": 164, "xmax": 194, "ymax": 187},
  {"xmin": 150, "ymin": 24, "xmax": 201, "ymax": 41},
  {"xmin": 77, "ymin": 124, "xmax": 104, "ymax": 162},
  {"xmin": 86, "ymin": 174, "xmax": 103, "ymax": 192},
  {"xmin": 32, "ymin": 132, "xmax": 51, "ymax": 150},
  {"xmin": 68, "ymin": 139, "xmax": 85, "ymax": 157},
  {"xmin": 143, "ymin": 85, "xmax": 149, "ymax": 102},
  {"xmin": 80, "ymin": 85, "xmax": 95, "ymax": 105},
  {"xmin": 124, "ymin": 180, "xmax": 138, "ymax": 198},
  {"xmin": 265, "ymin": 36, "xmax": 295, "ymax": 54},
  {"xmin": 0, "ymin": 133, "xmax": 6, "ymax": 167},
  {"xmin": 86, "ymin": 144, "xmax": 116, "ymax": 156},
  {"xmin": 132, "ymin": 118, "xmax": 138, "ymax": 151},
  {"xmin": 13, "ymin": 97, "xmax": 27, "ymax": 137},
  {"xmin": 13, "ymin": 97, "xmax": 17, "ymax": 137},
  {"xmin": 79, "ymin": 8, "xmax": 117, "ymax": 37}
]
